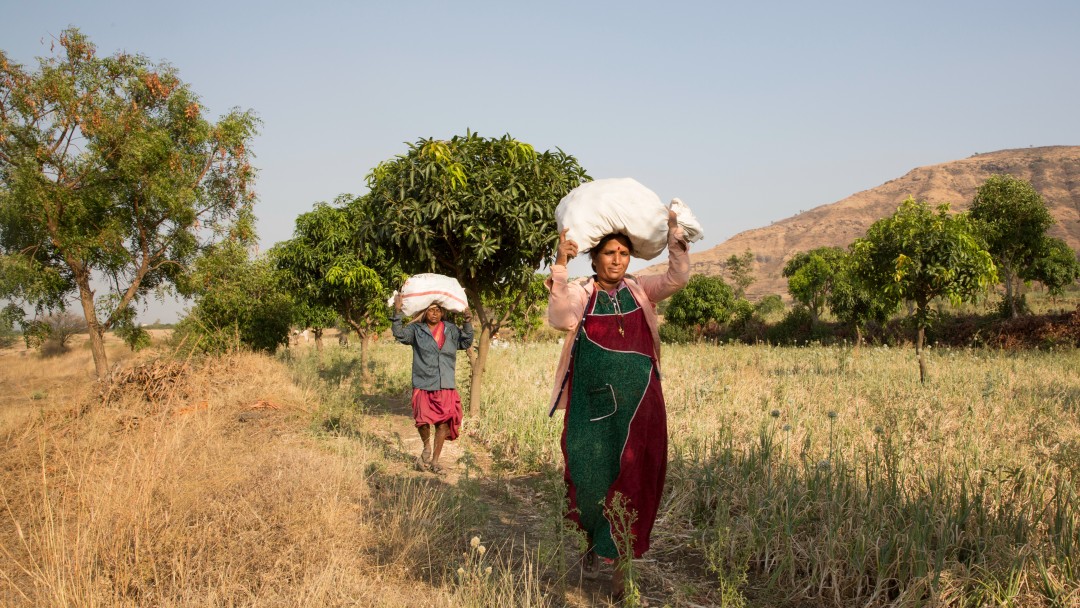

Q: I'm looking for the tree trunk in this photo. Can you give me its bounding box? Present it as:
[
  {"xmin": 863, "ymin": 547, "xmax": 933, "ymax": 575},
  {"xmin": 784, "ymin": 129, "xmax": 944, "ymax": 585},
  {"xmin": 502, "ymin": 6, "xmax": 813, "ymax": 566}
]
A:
[
  {"xmin": 916, "ymin": 325, "xmax": 927, "ymax": 384},
  {"xmin": 357, "ymin": 331, "xmax": 372, "ymax": 385},
  {"xmin": 1005, "ymin": 274, "xmax": 1017, "ymax": 319},
  {"xmin": 1000, "ymin": 264, "xmax": 1020, "ymax": 319},
  {"xmin": 467, "ymin": 322, "xmax": 492, "ymax": 415},
  {"xmin": 73, "ymin": 268, "xmax": 109, "ymax": 379}
]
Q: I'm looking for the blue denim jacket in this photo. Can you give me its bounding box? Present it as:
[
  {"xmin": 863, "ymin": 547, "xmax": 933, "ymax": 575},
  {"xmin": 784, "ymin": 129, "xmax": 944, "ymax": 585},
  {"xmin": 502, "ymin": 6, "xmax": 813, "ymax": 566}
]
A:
[{"xmin": 391, "ymin": 316, "xmax": 473, "ymax": 390}]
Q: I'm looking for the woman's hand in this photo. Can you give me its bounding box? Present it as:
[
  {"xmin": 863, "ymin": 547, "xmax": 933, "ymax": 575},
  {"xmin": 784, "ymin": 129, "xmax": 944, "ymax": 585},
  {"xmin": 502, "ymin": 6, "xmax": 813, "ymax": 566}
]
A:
[
  {"xmin": 462, "ymin": 308, "xmax": 472, "ymax": 323},
  {"xmin": 668, "ymin": 208, "xmax": 679, "ymax": 231},
  {"xmin": 393, "ymin": 293, "xmax": 403, "ymax": 313},
  {"xmin": 555, "ymin": 228, "xmax": 579, "ymax": 267}
]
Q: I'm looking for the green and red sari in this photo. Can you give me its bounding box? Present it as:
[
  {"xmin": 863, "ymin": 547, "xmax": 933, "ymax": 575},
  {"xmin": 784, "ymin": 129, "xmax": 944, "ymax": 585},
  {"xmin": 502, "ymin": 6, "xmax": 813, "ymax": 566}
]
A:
[{"xmin": 562, "ymin": 282, "xmax": 667, "ymax": 559}]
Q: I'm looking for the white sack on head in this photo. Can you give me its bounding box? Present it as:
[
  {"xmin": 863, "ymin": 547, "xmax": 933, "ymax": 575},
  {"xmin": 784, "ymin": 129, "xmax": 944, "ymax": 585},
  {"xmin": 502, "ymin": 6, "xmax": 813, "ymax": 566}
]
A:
[
  {"xmin": 556, "ymin": 178, "xmax": 670, "ymax": 260},
  {"xmin": 387, "ymin": 273, "xmax": 469, "ymax": 317},
  {"xmin": 669, "ymin": 198, "xmax": 705, "ymax": 243},
  {"xmin": 555, "ymin": 178, "xmax": 705, "ymax": 260}
]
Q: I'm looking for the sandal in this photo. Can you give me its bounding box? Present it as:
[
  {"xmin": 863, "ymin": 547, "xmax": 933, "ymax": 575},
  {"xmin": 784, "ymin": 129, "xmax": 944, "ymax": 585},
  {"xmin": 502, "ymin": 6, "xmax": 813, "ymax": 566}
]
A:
[
  {"xmin": 420, "ymin": 445, "xmax": 432, "ymax": 464},
  {"xmin": 428, "ymin": 462, "xmax": 446, "ymax": 476},
  {"xmin": 582, "ymin": 549, "xmax": 600, "ymax": 580}
]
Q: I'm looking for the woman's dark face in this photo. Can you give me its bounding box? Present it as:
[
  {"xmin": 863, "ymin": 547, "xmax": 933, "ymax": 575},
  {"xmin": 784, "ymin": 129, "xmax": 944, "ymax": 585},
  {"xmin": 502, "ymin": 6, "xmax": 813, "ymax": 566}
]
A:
[
  {"xmin": 593, "ymin": 237, "xmax": 631, "ymax": 285},
  {"xmin": 425, "ymin": 305, "xmax": 443, "ymax": 325}
]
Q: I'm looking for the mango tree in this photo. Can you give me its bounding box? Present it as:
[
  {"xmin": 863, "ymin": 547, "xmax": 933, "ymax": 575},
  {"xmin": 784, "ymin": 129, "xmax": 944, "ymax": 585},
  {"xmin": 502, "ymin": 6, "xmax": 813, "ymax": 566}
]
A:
[
  {"xmin": 782, "ymin": 246, "xmax": 846, "ymax": 324},
  {"xmin": 663, "ymin": 274, "xmax": 736, "ymax": 341},
  {"xmin": 826, "ymin": 250, "xmax": 892, "ymax": 347},
  {"xmin": 0, "ymin": 29, "xmax": 258, "ymax": 379},
  {"xmin": 272, "ymin": 196, "xmax": 401, "ymax": 379},
  {"xmin": 969, "ymin": 174, "xmax": 1079, "ymax": 317},
  {"xmin": 365, "ymin": 132, "xmax": 589, "ymax": 413},
  {"xmin": 852, "ymin": 198, "xmax": 997, "ymax": 382}
]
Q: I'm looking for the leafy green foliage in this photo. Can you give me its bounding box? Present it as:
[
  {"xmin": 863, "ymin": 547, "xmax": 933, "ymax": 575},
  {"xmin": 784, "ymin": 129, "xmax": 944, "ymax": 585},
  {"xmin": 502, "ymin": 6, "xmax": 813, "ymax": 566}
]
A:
[
  {"xmin": 1029, "ymin": 237, "xmax": 1080, "ymax": 297},
  {"xmin": 0, "ymin": 303, "xmax": 23, "ymax": 349},
  {"xmin": 969, "ymin": 174, "xmax": 1068, "ymax": 317},
  {"xmin": 365, "ymin": 131, "xmax": 589, "ymax": 410},
  {"xmin": 826, "ymin": 252, "xmax": 893, "ymax": 342},
  {"xmin": 367, "ymin": 132, "xmax": 587, "ymax": 304},
  {"xmin": 272, "ymin": 196, "xmax": 401, "ymax": 351},
  {"xmin": 484, "ymin": 273, "xmax": 548, "ymax": 340},
  {"xmin": 173, "ymin": 242, "xmax": 292, "ymax": 355},
  {"xmin": 765, "ymin": 305, "xmax": 815, "ymax": 344},
  {"xmin": 112, "ymin": 304, "xmax": 152, "ymax": 351},
  {"xmin": 0, "ymin": 28, "xmax": 259, "ymax": 377},
  {"xmin": 658, "ymin": 323, "xmax": 695, "ymax": 344},
  {"xmin": 753, "ymin": 294, "xmax": 785, "ymax": 318},
  {"xmin": 664, "ymin": 275, "xmax": 736, "ymax": 340},
  {"xmin": 852, "ymin": 198, "xmax": 997, "ymax": 381},
  {"xmin": 782, "ymin": 247, "xmax": 846, "ymax": 322}
]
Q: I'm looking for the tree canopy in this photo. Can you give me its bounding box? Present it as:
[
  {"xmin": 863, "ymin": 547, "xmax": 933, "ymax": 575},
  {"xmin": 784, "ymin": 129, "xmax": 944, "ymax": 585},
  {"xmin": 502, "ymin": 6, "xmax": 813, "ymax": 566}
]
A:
[
  {"xmin": 173, "ymin": 241, "xmax": 292, "ymax": 355},
  {"xmin": 852, "ymin": 198, "xmax": 996, "ymax": 382},
  {"xmin": 365, "ymin": 132, "xmax": 589, "ymax": 412},
  {"xmin": 826, "ymin": 251, "xmax": 893, "ymax": 345},
  {"xmin": 724, "ymin": 249, "xmax": 755, "ymax": 299},
  {"xmin": 968, "ymin": 174, "xmax": 1077, "ymax": 317},
  {"xmin": 782, "ymin": 246, "xmax": 846, "ymax": 323},
  {"xmin": 0, "ymin": 28, "xmax": 258, "ymax": 377},
  {"xmin": 272, "ymin": 195, "xmax": 402, "ymax": 373},
  {"xmin": 664, "ymin": 274, "xmax": 736, "ymax": 340}
]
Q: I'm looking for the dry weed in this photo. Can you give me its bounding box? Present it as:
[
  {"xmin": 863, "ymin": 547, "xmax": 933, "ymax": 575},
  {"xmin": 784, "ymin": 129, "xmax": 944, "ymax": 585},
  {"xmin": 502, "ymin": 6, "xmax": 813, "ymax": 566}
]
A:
[{"xmin": 0, "ymin": 347, "xmax": 459, "ymax": 607}]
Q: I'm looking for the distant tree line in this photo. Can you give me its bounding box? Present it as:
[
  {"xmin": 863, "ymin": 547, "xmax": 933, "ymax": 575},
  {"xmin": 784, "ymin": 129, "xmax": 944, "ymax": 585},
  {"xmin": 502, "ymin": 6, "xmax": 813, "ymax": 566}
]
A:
[
  {"xmin": 4, "ymin": 29, "xmax": 1079, "ymax": 398},
  {"xmin": 659, "ymin": 175, "xmax": 1080, "ymax": 382}
]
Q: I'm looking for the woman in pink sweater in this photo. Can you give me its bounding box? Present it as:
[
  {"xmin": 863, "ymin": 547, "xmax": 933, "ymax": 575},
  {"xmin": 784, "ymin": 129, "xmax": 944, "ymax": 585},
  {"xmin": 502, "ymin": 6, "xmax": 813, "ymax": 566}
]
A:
[{"xmin": 546, "ymin": 210, "xmax": 690, "ymax": 596}]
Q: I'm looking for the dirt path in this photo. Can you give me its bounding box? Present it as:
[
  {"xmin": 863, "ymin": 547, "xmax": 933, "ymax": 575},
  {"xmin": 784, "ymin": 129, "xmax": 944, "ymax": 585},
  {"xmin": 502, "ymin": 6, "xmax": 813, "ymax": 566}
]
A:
[{"xmin": 359, "ymin": 389, "xmax": 635, "ymax": 607}]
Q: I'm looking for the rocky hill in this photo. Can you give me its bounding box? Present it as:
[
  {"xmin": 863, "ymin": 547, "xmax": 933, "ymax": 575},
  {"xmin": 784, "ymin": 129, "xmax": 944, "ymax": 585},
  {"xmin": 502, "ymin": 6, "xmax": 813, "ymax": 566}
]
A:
[{"xmin": 641, "ymin": 146, "xmax": 1080, "ymax": 299}]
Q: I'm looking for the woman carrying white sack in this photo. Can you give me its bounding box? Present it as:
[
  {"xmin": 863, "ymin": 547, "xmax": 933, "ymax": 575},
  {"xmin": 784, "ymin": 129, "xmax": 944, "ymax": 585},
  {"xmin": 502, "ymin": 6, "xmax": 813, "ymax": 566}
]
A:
[
  {"xmin": 545, "ymin": 178, "xmax": 695, "ymax": 597},
  {"xmin": 391, "ymin": 290, "xmax": 473, "ymax": 475}
]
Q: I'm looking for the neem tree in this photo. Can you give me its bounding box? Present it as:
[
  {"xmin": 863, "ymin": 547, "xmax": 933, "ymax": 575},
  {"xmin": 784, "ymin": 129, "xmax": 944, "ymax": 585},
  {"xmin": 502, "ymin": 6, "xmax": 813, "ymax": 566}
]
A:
[
  {"xmin": 0, "ymin": 29, "xmax": 258, "ymax": 378},
  {"xmin": 273, "ymin": 195, "xmax": 402, "ymax": 377},
  {"xmin": 365, "ymin": 132, "xmax": 589, "ymax": 413},
  {"xmin": 852, "ymin": 198, "xmax": 997, "ymax": 383}
]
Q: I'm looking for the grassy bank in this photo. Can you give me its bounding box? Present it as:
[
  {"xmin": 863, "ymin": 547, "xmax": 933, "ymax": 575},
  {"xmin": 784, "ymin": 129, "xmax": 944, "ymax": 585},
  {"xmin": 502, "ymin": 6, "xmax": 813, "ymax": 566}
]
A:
[{"xmin": 2, "ymin": 336, "xmax": 1078, "ymax": 606}]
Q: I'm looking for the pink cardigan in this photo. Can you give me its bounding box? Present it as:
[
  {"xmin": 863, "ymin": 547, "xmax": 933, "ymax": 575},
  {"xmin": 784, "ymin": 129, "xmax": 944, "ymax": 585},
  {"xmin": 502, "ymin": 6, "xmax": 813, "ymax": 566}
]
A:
[{"xmin": 545, "ymin": 228, "xmax": 691, "ymax": 415}]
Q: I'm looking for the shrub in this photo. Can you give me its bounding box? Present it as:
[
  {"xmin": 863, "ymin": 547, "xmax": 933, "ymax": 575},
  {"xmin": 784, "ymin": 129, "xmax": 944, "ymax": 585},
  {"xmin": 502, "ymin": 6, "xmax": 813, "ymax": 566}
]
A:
[
  {"xmin": 754, "ymin": 294, "xmax": 785, "ymax": 318},
  {"xmin": 659, "ymin": 322, "xmax": 695, "ymax": 345},
  {"xmin": 766, "ymin": 305, "xmax": 815, "ymax": 345}
]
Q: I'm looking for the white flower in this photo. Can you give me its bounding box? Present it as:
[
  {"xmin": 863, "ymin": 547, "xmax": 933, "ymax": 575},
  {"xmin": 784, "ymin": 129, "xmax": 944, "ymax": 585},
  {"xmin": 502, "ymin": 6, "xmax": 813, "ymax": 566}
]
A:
[
  {"xmin": 457, "ymin": 567, "xmax": 465, "ymax": 576},
  {"xmin": 484, "ymin": 566, "xmax": 492, "ymax": 575},
  {"xmin": 470, "ymin": 536, "xmax": 481, "ymax": 548},
  {"xmin": 477, "ymin": 545, "xmax": 486, "ymax": 556}
]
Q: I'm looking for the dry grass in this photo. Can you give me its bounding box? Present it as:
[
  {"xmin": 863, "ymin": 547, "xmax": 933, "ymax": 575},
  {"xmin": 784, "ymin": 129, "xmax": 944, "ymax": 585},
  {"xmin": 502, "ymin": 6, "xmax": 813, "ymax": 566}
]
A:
[
  {"xmin": 4, "ymin": 332, "xmax": 1079, "ymax": 607},
  {"xmin": 1, "ymin": 333, "xmax": 561, "ymax": 607},
  {"xmin": 472, "ymin": 341, "xmax": 1080, "ymax": 606},
  {"xmin": 0, "ymin": 339, "xmax": 476, "ymax": 607}
]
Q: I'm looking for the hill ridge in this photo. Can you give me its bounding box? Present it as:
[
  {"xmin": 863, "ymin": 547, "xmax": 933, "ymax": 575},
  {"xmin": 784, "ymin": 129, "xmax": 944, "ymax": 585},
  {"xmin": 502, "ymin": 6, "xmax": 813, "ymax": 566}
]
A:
[{"xmin": 641, "ymin": 145, "xmax": 1080, "ymax": 298}]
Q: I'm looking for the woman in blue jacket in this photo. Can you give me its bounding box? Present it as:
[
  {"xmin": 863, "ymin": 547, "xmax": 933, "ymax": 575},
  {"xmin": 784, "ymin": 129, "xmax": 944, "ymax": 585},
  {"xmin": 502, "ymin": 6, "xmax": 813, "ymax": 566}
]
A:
[{"xmin": 391, "ymin": 295, "xmax": 473, "ymax": 474}]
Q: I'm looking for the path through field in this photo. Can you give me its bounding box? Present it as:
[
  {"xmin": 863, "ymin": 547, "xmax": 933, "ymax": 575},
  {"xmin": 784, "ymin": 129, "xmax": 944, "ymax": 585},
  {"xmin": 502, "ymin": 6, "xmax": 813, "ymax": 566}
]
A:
[{"xmin": 359, "ymin": 389, "xmax": 641, "ymax": 607}]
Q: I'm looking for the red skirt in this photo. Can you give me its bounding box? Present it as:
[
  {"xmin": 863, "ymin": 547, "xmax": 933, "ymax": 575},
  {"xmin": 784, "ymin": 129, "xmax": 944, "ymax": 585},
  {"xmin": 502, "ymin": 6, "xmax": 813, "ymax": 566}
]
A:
[{"xmin": 411, "ymin": 388, "xmax": 463, "ymax": 440}]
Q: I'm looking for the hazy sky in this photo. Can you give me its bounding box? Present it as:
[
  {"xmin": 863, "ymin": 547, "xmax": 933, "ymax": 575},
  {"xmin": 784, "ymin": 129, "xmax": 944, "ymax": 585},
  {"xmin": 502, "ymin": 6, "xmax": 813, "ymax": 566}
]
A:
[{"xmin": 4, "ymin": 1, "xmax": 1079, "ymax": 322}]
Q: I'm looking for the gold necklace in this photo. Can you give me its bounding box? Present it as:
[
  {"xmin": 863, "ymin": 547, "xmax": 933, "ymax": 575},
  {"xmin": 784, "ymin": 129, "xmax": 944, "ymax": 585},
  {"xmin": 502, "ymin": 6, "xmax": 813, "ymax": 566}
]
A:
[{"xmin": 609, "ymin": 290, "xmax": 625, "ymax": 337}]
